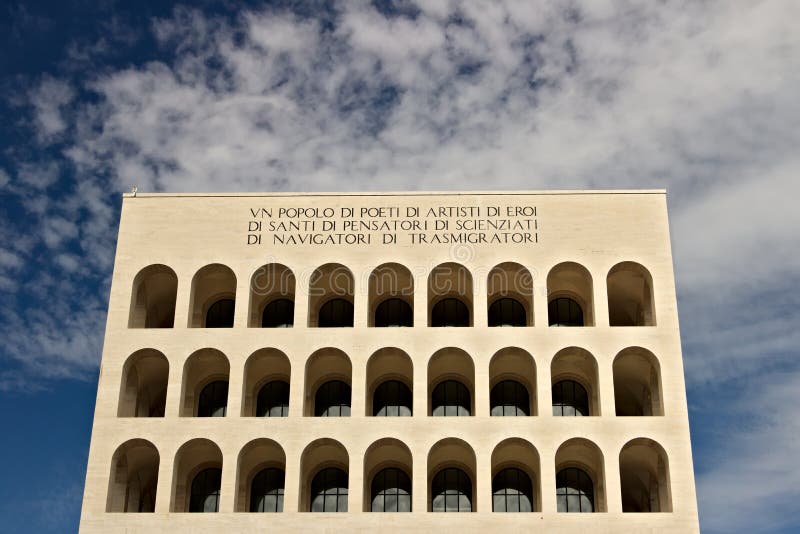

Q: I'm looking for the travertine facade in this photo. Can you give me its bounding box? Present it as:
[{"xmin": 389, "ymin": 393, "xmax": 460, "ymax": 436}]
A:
[{"xmin": 80, "ymin": 190, "xmax": 699, "ymax": 532}]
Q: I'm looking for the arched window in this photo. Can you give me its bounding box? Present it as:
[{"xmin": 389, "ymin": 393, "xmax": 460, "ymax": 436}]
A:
[
  {"xmin": 552, "ymin": 380, "xmax": 589, "ymax": 417},
  {"xmin": 431, "ymin": 298, "xmax": 470, "ymax": 327},
  {"xmin": 249, "ymin": 468, "xmax": 285, "ymax": 513},
  {"xmin": 548, "ymin": 297, "xmax": 583, "ymax": 326},
  {"xmin": 189, "ymin": 467, "xmax": 221, "ymax": 513},
  {"xmin": 310, "ymin": 467, "xmax": 348, "ymax": 512},
  {"xmin": 314, "ymin": 380, "xmax": 351, "ymax": 417},
  {"xmin": 197, "ymin": 380, "xmax": 228, "ymax": 417},
  {"xmin": 432, "ymin": 380, "xmax": 470, "ymax": 416},
  {"xmin": 493, "ymin": 468, "xmax": 533, "ymax": 512},
  {"xmin": 318, "ymin": 299, "xmax": 354, "ymax": 327},
  {"xmin": 431, "ymin": 468, "xmax": 472, "ymax": 512},
  {"xmin": 373, "ymin": 380, "xmax": 412, "ymax": 416},
  {"xmin": 488, "ymin": 298, "xmax": 527, "ymax": 327},
  {"xmin": 374, "ymin": 298, "xmax": 413, "ymax": 327},
  {"xmin": 371, "ymin": 467, "xmax": 412, "ymax": 512},
  {"xmin": 206, "ymin": 298, "xmax": 235, "ymax": 328},
  {"xmin": 490, "ymin": 380, "xmax": 530, "ymax": 416},
  {"xmin": 261, "ymin": 299, "xmax": 294, "ymax": 328},
  {"xmin": 256, "ymin": 380, "xmax": 289, "ymax": 417},
  {"xmin": 556, "ymin": 467, "xmax": 594, "ymax": 512}
]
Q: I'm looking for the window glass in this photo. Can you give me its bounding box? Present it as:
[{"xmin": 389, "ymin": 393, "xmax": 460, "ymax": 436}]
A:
[
  {"xmin": 189, "ymin": 468, "xmax": 221, "ymax": 513},
  {"xmin": 488, "ymin": 298, "xmax": 526, "ymax": 327},
  {"xmin": 197, "ymin": 380, "xmax": 228, "ymax": 417},
  {"xmin": 250, "ymin": 468, "xmax": 285, "ymax": 512},
  {"xmin": 548, "ymin": 298, "xmax": 584, "ymax": 327},
  {"xmin": 492, "ymin": 468, "xmax": 534, "ymax": 512},
  {"xmin": 373, "ymin": 380, "xmax": 412, "ymax": 416},
  {"xmin": 490, "ymin": 380, "xmax": 530, "ymax": 416},
  {"xmin": 431, "ymin": 468, "xmax": 472, "ymax": 512},
  {"xmin": 431, "ymin": 380, "xmax": 470, "ymax": 416},
  {"xmin": 371, "ymin": 468, "xmax": 411, "ymax": 512},
  {"xmin": 552, "ymin": 380, "xmax": 589, "ymax": 416},
  {"xmin": 556, "ymin": 468, "xmax": 594, "ymax": 512},
  {"xmin": 310, "ymin": 468, "xmax": 348, "ymax": 512},
  {"xmin": 314, "ymin": 380, "xmax": 351, "ymax": 417},
  {"xmin": 256, "ymin": 380, "xmax": 290, "ymax": 417}
]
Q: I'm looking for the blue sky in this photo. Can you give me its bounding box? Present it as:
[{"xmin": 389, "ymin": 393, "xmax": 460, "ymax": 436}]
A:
[{"xmin": 1, "ymin": 1, "xmax": 799, "ymax": 532}]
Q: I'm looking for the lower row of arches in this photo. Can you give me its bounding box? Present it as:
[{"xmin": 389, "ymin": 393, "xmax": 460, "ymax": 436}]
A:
[{"xmin": 108, "ymin": 437, "xmax": 672, "ymax": 514}]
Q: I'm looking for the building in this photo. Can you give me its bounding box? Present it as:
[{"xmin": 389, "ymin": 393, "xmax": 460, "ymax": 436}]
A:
[{"xmin": 79, "ymin": 190, "xmax": 700, "ymax": 532}]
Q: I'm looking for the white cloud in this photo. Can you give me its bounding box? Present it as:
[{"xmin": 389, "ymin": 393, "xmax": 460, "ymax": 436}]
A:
[{"xmin": 28, "ymin": 76, "xmax": 75, "ymax": 141}]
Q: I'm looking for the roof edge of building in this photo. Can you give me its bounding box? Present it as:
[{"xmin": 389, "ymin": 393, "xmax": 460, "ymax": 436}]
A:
[{"xmin": 123, "ymin": 189, "xmax": 667, "ymax": 198}]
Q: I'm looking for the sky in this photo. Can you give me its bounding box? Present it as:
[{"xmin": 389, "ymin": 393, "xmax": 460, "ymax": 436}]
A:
[{"xmin": 0, "ymin": 0, "xmax": 798, "ymax": 532}]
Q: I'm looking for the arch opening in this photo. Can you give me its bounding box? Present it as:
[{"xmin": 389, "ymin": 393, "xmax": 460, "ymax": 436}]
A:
[
  {"xmin": 106, "ymin": 439, "xmax": 159, "ymax": 513},
  {"xmin": 487, "ymin": 262, "xmax": 533, "ymax": 327},
  {"xmin": 118, "ymin": 349, "xmax": 168, "ymax": 417},
  {"xmin": 249, "ymin": 263, "xmax": 296, "ymax": 328},
  {"xmin": 547, "ymin": 262, "xmax": 594, "ymax": 326},
  {"xmin": 235, "ymin": 438, "xmax": 287, "ymax": 513},
  {"xmin": 171, "ymin": 439, "xmax": 223, "ymax": 513},
  {"xmin": 363, "ymin": 438, "xmax": 413, "ymax": 512},
  {"xmin": 491, "ymin": 438, "xmax": 540, "ymax": 512},
  {"xmin": 614, "ymin": 348, "xmax": 664, "ymax": 416},
  {"xmin": 428, "ymin": 263, "xmax": 473, "ymax": 327},
  {"xmin": 428, "ymin": 438, "xmax": 477, "ymax": 512},
  {"xmin": 489, "ymin": 347, "xmax": 536, "ymax": 416},
  {"xmin": 128, "ymin": 264, "xmax": 177, "ymax": 328},
  {"xmin": 551, "ymin": 347, "xmax": 600, "ymax": 416},
  {"xmin": 304, "ymin": 348, "xmax": 352, "ymax": 417},
  {"xmin": 188, "ymin": 264, "xmax": 237, "ymax": 328},
  {"xmin": 180, "ymin": 349, "xmax": 230, "ymax": 417},
  {"xmin": 619, "ymin": 438, "xmax": 672, "ymax": 512},
  {"xmin": 369, "ymin": 263, "xmax": 414, "ymax": 327},
  {"xmin": 555, "ymin": 438, "xmax": 606, "ymax": 513},
  {"xmin": 299, "ymin": 438, "xmax": 349, "ymax": 512},
  {"xmin": 428, "ymin": 348, "xmax": 474, "ymax": 416},
  {"xmin": 607, "ymin": 262, "xmax": 655, "ymax": 326},
  {"xmin": 366, "ymin": 348, "xmax": 413, "ymax": 417},
  {"xmin": 241, "ymin": 348, "xmax": 291, "ymax": 417},
  {"xmin": 308, "ymin": 264, "xmax": 354, "ymax": 327}
]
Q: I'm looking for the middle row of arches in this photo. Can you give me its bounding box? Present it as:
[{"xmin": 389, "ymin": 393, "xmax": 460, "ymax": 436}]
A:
[{"xmin": 120, "ymin": 346, "xmax": 664, "ymax": 418}]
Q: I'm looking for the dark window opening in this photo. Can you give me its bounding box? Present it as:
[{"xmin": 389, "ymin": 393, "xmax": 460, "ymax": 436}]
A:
[
  {"xmin": 250, "ymin": 468, "xmax": 285, "ymax": 513},
  {"xmin": 431, "ymin": 380, "xmax": 470, "ymax": 416},
  {"xmin": 189, "ymin": 468, "xmax": 221, "ymax": 513},
  {"xmin": 556, "ymin": 467, "xmax": 594, "ymax": 512},
  {"xmin": 493, "ymin": 468, "xmax": 534, "ymax": 512},
  {"xmin": 431, "ymin": 298, "xmax": 470, "ymax": 327},
  {"xmin": 371, "ymin": 467, "xmax": 411, "ymax": 512},
  {"xmin": 548, "ymin": 297, "xmax": 584, "ymax": 326},
  {"xmin": 206, "ymin": 298, "xmax": 235, "ymax": 328},
  {"xmin": 318, "ymin": 299, "xmax": 354, "ymax": 327},
  {"xmin": 488, "ymin": 298, "xmax": 526, "ymax": 327},
  {"xmin": 373, "ymin": 380, "xmax": 412, "ymax": 416},
  {"xmin": 256, "ymin": 380, "xmax": 289, "ymax": 417},
  {"xmin": 431, "ymin": 468, "xmax": 472, "ymax": 512},
  {"xmin": 314, "ymin": 380, "xmax": 351, "ymax": 417},
  {"xmin": 490, "ymin": 380, "xmax": 530, "ymax": 416},
  {"xmin": 197, "ymin": 380, "xmax": 228, "ymax": 417},
  {"xmin": 552, "ymin": 380, "xmax": 589, "ymax": 417},
  {"xmin": 310, "ymin": 468, "xmax": 348, "ymax": 512},
  {"xmin": 374, "ymin": 298, "xmax": 413, "ymax": 327},
  {"xmin": 262, "ymin": 299, "xmax": 294, "ymax": 328}
]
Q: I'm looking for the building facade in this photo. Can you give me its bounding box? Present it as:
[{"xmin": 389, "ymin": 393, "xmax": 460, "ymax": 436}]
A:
[{"xmin": 80, "ymin": 190, "xmax": 699, "ymax": 532}]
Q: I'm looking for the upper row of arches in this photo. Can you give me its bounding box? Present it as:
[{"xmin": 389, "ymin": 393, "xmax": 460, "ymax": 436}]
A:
[{"xmin": 130, "ymin": 261, "xmax": 656, "ymax": 329}]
